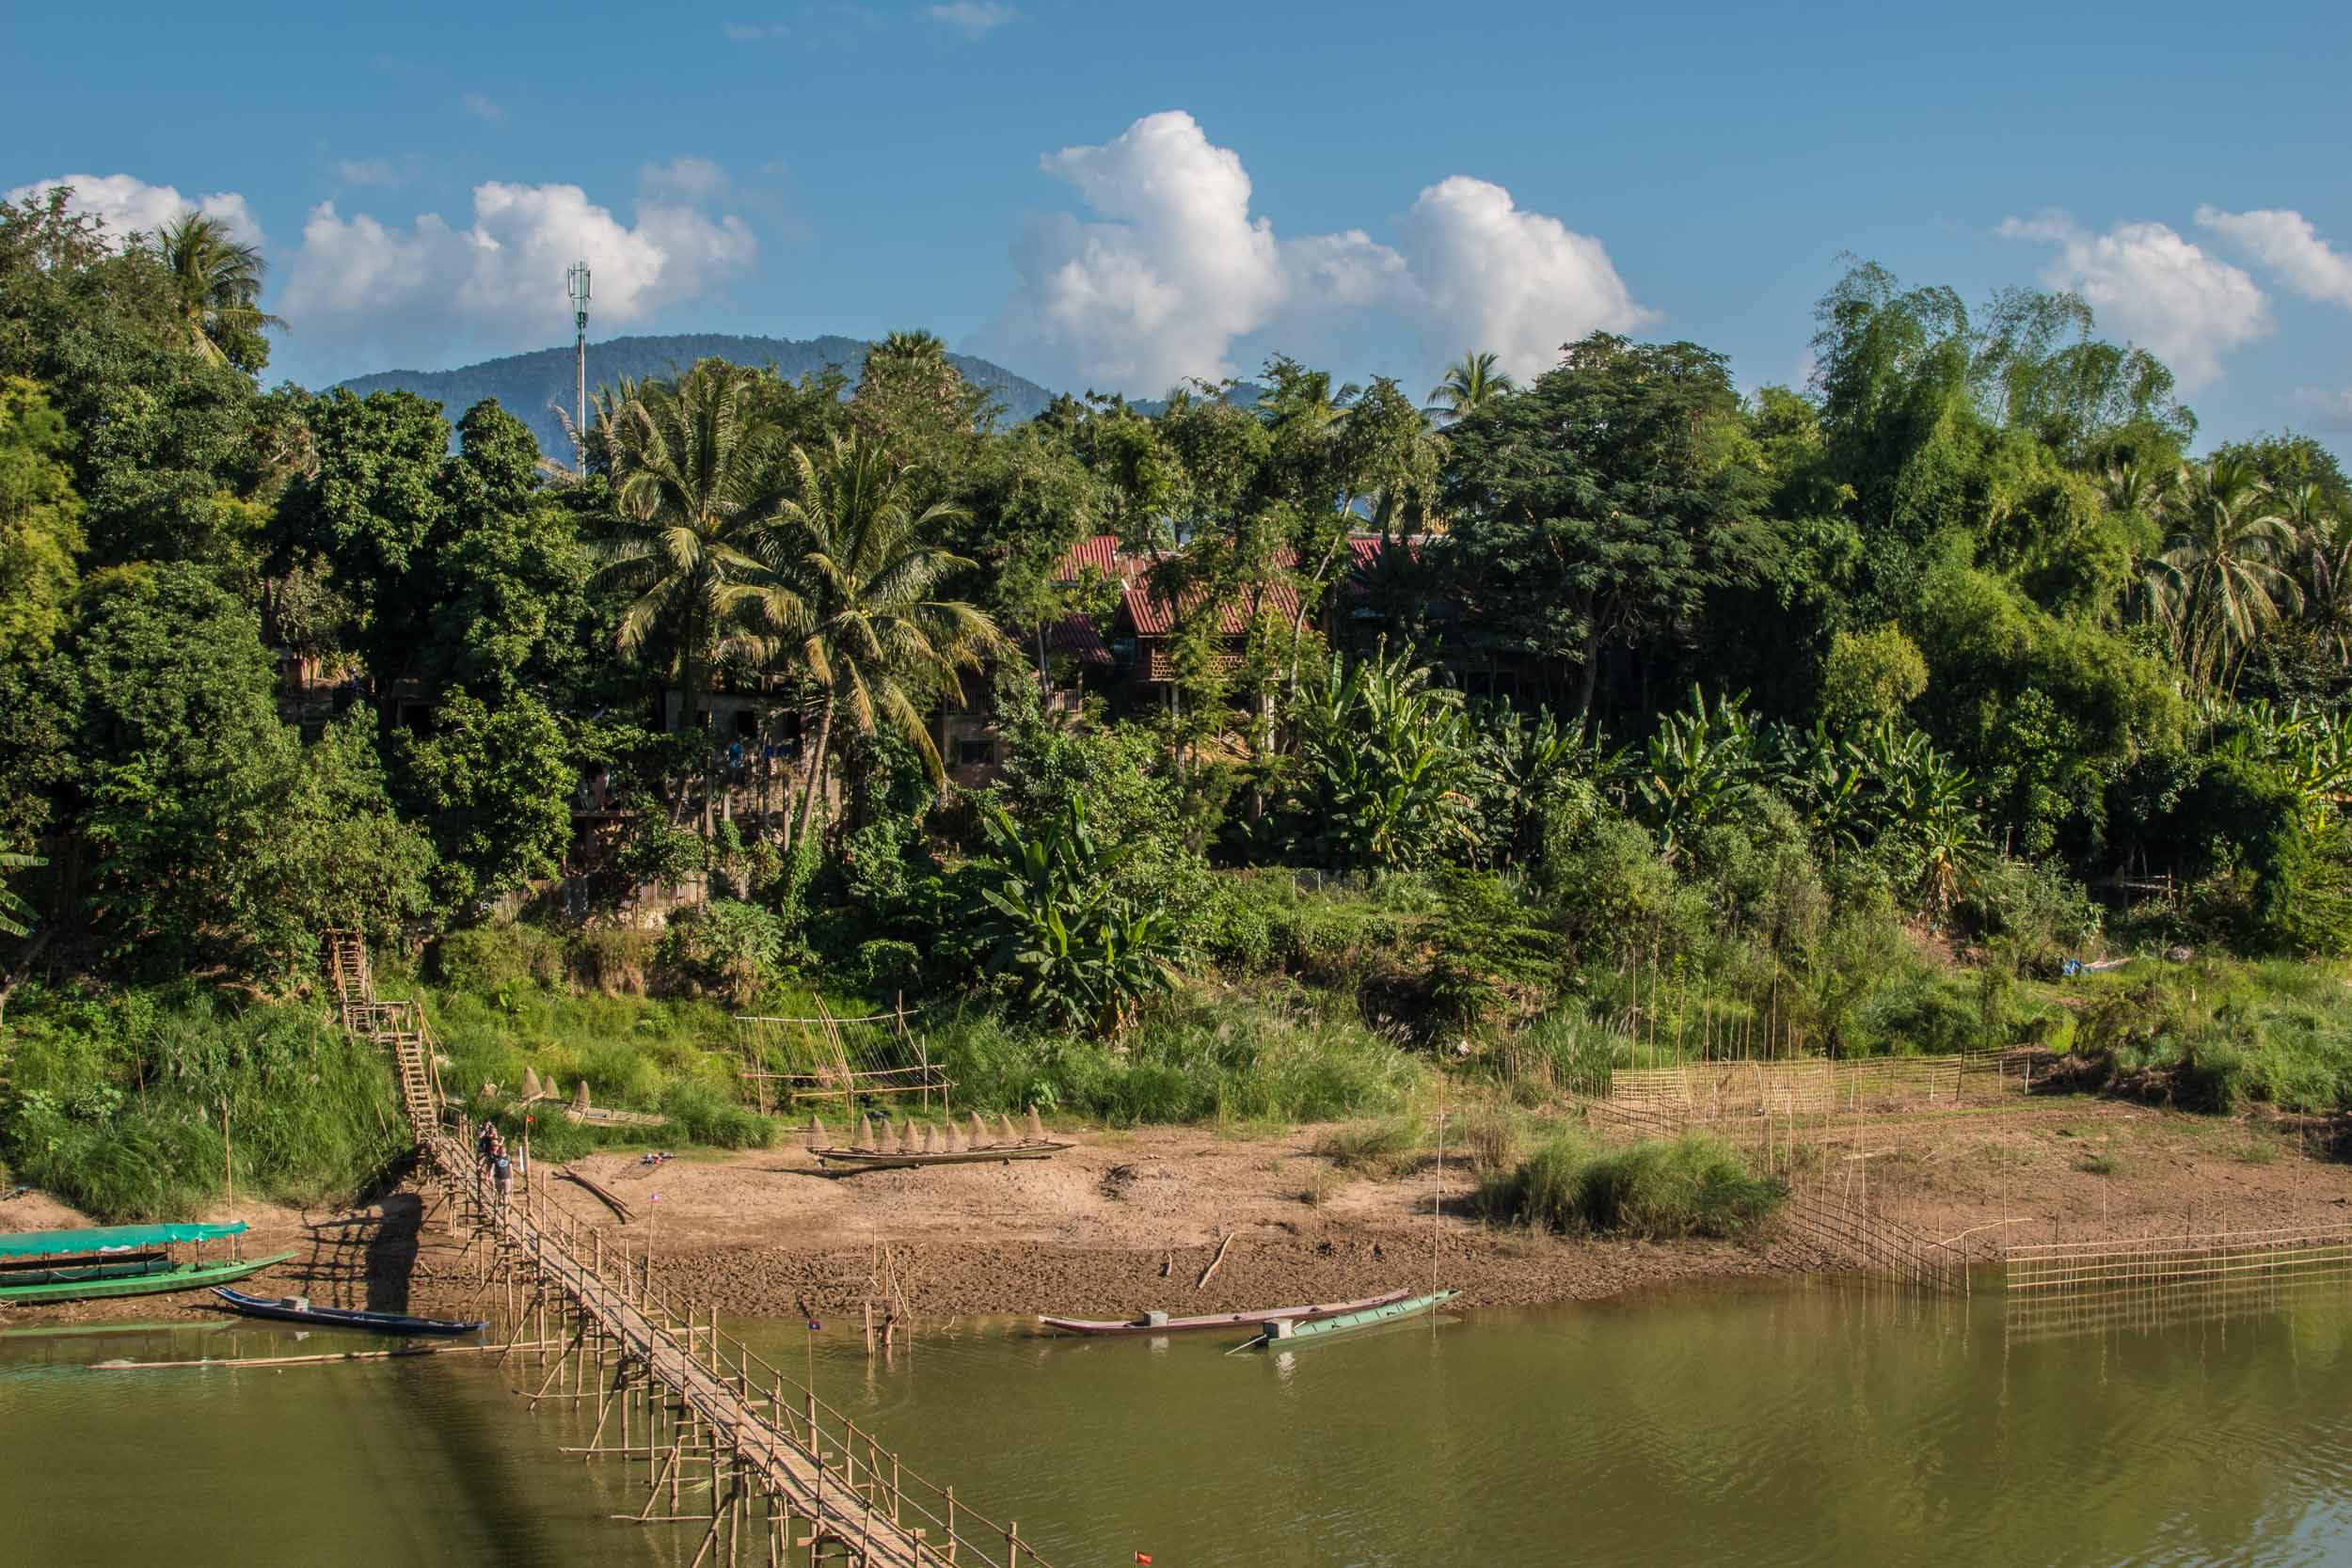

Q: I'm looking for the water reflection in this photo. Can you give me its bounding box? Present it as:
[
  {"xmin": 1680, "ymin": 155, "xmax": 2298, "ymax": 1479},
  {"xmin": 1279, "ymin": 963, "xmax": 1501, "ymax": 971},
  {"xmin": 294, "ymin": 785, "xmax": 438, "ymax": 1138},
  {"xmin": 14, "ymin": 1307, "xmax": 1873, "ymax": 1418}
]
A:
[{"xmin": 7, "ymin": 1274, "xmax": 2352, "ymax": 1567}]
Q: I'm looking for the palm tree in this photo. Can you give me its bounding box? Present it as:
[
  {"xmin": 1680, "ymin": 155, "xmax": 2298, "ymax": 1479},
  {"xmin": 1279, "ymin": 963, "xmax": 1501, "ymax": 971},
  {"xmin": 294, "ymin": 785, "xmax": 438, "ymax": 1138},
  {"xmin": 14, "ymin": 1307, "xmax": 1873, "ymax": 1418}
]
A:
[
  {"xmin": 594, "ymin": 360, "xmax": 788, "ymax": 732},
  {"xmin": 2146, "ymin": 456, "xmax": 2300, "ymax": 689},
  {"xmin": 155, "ymin": 211, "xmax": 280, "ymax": 367},
  {"xmin": 731, "ymin": 432, "xmax": 1009, "ymax": 844},
  {"xmin": 1423, "ymin": 350, "xmax": 1516, "ymax": 422}
]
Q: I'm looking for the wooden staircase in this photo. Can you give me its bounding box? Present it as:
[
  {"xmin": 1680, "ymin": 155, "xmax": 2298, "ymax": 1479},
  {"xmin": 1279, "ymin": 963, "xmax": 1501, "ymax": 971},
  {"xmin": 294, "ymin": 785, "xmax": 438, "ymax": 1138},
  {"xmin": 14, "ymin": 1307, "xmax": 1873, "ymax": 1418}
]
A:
[{"xmin": 326, "ymin": 927, "xmax": 445, "ymax": 1143}]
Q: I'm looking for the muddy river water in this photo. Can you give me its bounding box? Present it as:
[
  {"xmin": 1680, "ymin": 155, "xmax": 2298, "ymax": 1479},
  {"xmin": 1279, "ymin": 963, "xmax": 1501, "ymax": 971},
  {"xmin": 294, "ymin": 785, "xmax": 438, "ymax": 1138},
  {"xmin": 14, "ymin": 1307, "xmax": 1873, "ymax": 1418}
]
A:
[{"xmin": 8, "ymin": 1273, "xmax": 2352, "ymax": 1566}]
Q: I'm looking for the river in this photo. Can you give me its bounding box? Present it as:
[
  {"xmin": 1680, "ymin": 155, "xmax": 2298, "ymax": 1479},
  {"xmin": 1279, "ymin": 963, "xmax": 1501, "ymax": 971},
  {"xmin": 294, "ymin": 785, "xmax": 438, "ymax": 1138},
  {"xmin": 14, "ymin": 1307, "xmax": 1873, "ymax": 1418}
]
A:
[{"xmin": 8, "ymin": 1274, "xmax": 2352, "ymax": 1566}]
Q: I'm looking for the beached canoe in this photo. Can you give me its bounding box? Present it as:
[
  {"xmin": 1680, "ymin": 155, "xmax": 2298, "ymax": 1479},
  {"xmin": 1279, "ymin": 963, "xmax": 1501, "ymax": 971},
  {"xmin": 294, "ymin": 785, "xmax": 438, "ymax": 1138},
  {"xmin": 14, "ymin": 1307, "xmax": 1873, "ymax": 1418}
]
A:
[
  {"xmin": 810, "ymin": 1141, "xmax": 1072, "ymax": 1172},
  {"xmin": 1239, "ymin": 1290, "xmax": 1458, "ymax": 1349},
  {"xmin": 1040, "ymin": 1289, "xmax": 1416, "ymax": 1338},
  {"xmin": 212, "ymin": 1288, "xmax": 486, "ymax": 1337},
  {"xmin": 0, "ymin": 1222, "xmax": 293, "ymax": 1307},
  {"xmin": 0, "ymin": 1251, "xmax": 296, "ymax": 1306}
]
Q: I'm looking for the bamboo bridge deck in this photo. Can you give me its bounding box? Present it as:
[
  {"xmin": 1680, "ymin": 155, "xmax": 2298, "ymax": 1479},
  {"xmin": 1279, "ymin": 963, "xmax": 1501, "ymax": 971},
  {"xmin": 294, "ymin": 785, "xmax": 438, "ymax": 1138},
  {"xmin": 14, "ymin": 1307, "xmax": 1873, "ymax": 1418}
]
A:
[{"xmin": 326, "ymin": 930, "xmax": 1052, "ymax": 1568}]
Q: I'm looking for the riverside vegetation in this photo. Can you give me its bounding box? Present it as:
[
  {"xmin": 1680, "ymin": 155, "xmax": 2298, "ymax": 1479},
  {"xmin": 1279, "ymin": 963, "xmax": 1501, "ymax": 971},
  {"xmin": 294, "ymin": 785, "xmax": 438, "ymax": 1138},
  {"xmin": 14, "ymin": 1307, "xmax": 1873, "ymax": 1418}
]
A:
[{"xmin": 4, "ymin": 187, "xmax": 2352, "ymax": 1236}]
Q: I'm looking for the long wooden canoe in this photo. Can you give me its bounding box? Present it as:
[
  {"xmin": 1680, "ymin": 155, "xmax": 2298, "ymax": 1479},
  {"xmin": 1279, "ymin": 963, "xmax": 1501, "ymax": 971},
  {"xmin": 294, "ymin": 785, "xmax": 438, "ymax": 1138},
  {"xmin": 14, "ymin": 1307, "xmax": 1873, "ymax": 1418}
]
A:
[
  {"xmin": 0, "ymin": 1251, "xmax": 296, "ymax": 1307},
  {"xmin": 213, "ymin": 1288, "xmax": 486, "ymax": 1337},
  {"xmin": 1240, "ymin": 1290, "xmax": 1458, "ymax": 1349},
  {"xmin": 1040, "ymin": 1288, "xmax": 1416, "ymax": 1338},
  {"xmin": 810, "ymin": 1141, "xmax": 1071, "ymax": 1172}
]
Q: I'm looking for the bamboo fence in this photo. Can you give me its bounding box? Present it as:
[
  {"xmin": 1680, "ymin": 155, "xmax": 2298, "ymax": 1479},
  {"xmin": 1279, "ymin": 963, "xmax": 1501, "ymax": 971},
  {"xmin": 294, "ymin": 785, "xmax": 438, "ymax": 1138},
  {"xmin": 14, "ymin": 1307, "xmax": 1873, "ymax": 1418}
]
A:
[
  {"xmin": 2006, "ymin": 1223, "xmax": 2352, "ymax": 1295},
  {"xmin": 1603, "ymin": 1049, "xmax": 2030, "ymax": 1117},
  {"xmin": 733, "ymin": 1001, "xmax": 948, "ymax": 1117},
  {"xmin": 2003, "ymin": 1223, "xmax": 2352, "ymax": 1343}
]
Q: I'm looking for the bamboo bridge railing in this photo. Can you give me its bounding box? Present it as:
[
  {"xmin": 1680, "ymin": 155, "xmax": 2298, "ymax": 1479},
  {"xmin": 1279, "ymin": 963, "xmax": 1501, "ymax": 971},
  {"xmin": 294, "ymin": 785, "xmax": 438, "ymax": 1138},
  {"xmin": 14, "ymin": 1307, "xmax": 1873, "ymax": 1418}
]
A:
[{"xmin": 327, "ymin": 930, "xmax": 1054, "ymax": 1567}]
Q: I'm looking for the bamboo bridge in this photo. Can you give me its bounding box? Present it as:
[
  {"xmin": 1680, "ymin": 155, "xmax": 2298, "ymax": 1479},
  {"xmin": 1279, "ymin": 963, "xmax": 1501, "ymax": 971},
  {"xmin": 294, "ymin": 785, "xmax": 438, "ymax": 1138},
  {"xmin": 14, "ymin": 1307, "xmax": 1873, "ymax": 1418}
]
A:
[{"xmin": 326, "ymin": 930, "xmax": 1056, "ymax": 1568}]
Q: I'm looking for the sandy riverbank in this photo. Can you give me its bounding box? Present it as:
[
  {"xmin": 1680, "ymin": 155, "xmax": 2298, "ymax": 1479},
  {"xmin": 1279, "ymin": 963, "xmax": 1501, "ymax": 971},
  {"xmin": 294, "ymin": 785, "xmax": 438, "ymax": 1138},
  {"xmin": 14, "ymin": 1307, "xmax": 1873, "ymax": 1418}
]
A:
[{"xmin": 8, "ymin": 1100, "xmax": 2349, "ymax": 1332}]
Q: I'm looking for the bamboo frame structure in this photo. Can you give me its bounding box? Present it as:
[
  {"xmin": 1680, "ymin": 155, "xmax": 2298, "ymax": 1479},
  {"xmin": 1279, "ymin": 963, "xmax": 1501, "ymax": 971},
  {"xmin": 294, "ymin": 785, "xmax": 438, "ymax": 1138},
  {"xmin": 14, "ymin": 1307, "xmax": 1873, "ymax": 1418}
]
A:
[{"xmin": 735, "ymin": 1002, "xmax": 950, "ymax": 1118}]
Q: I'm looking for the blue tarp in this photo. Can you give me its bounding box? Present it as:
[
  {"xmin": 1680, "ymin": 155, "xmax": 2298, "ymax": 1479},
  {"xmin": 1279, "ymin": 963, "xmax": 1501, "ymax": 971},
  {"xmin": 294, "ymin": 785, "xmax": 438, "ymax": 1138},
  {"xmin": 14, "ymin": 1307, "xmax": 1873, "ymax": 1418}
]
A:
[{"xmin": 0, "ymin": 1221, "xmax": 248, "ymax": 1259}]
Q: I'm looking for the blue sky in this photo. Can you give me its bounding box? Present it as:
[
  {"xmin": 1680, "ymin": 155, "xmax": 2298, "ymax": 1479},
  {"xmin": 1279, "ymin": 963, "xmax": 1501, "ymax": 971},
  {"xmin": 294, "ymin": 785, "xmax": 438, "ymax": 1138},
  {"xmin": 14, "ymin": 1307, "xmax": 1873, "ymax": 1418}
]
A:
[{"xmin": 8, "ymin": 0, "xmax": 2350, "ymax": 451}]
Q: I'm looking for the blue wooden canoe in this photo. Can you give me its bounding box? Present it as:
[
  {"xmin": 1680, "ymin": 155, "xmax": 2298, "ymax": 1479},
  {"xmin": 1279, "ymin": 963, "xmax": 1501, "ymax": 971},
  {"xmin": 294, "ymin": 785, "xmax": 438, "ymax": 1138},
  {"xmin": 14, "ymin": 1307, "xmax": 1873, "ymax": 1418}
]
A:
[
  {"xmin": 213, "ymin": 1289, "xmax": 486, "ymax": 1337},
  {"xmin": 1240, "ymin": 1290, "xmax": 1457, "ymax": 1349}
]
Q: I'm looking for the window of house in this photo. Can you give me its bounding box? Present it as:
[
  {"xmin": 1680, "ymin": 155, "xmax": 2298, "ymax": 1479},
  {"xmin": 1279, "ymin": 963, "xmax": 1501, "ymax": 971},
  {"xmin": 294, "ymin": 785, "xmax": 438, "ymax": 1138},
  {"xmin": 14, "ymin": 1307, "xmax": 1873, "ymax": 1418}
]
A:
[
  {"xmin": 957, "ymin": 738, "xmax": 994, "ymax": 768},
  {"xmin": 733, "ymin": 709, "xmax": 758, "ymax": 738}
]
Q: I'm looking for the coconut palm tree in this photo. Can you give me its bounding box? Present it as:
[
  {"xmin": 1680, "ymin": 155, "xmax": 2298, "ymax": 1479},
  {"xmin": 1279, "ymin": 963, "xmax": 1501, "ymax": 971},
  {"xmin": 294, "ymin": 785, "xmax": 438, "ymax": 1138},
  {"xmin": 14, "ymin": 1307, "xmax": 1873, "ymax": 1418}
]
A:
[
  {"xmin": 2299, "ymin": 507, "xmax": 2352, "ymax": 661},
  {"xmin": 2146, "ymin": 456, "xmax": 2299, "ymax": 689},
  {"xmin": 1423, "ymin": 350, "xmax": 1516, "ymax": 422},
  {"xmin": 731, "ymin": 432, "xmax": 1009, "ymax": 844},
  {"xmin": 155, "ymin": 211, "xmax": 280, "ymax": 367},
  {"xmin": 593, "ymin": 360, "xmax": 789, "ymax": 732}
]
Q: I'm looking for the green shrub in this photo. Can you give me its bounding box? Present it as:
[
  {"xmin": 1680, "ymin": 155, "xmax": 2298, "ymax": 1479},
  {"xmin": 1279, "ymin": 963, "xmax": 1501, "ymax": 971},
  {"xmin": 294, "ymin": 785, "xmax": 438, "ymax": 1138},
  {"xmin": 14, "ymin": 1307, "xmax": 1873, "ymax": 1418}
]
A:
[
  {"xmin": 566, "ymin": 927, "xmax": 652, "ymax": 995},
  {"xmin": 657, "ymin": 899, "xmax": 787, "ymax": 1006},
  {"xmin": 432, "ymin": 923, "xmax": 567, "ymax": 990},
  {"xmin": 1482, "ymin": 1128, "xmax": 1785, "ymax": 1240}
]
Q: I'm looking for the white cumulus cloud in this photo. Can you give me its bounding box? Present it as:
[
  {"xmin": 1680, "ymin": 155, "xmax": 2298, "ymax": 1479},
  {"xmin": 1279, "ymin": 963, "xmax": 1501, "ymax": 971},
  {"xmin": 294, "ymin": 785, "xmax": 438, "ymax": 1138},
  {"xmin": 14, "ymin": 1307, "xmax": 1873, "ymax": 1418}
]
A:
[
  {"xmin": 1998, "ymin": 213, "xmax": 2271, "ymax": 389},
  {"xmin": 279, "ymin": 173, "xmax": 755, "ymax": 363},
  {"xmin": 2196, "ymin": 205, "xmax": 2352, "ymax": 311},
  {"xmin": 976, "ymin": 111, "xmax": 1649, "ymax": 396},
  {"xmin": 5, "ymin": 172, "xmax": 264, "ymax": 248},
  {"xmin": 1397, "ymin": 176, "xmax": 1655, "ymax": 382}
]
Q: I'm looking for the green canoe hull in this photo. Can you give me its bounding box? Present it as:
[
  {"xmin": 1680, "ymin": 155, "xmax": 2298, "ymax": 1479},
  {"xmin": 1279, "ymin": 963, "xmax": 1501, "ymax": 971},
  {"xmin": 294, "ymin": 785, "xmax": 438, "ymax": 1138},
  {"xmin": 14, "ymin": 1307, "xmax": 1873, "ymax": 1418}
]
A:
[
  {"xmin": 1248, "ymin": 1290, "xmax": 1458, "ymax": 1348},
  {"xmin": 0, "ymin": 1251, "xmax": 296, "ymax": 1306}
]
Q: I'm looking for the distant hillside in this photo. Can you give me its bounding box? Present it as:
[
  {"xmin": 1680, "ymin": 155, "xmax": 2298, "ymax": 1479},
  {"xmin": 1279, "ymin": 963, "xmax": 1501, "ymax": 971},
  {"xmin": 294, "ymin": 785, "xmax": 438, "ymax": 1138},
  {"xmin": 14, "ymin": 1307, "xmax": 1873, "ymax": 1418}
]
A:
[{"xmin": 334, "ymin": 333, "xmax": 1060, "ymax": 458}]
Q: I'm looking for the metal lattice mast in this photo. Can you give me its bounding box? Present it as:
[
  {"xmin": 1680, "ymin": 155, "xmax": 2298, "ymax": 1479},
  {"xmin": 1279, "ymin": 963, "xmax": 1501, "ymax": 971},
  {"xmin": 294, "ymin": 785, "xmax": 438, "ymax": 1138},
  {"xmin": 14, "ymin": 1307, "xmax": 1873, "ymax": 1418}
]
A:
[{"xmin": 565, "ymin": 259, "xmax": 592, "ymax": 439}]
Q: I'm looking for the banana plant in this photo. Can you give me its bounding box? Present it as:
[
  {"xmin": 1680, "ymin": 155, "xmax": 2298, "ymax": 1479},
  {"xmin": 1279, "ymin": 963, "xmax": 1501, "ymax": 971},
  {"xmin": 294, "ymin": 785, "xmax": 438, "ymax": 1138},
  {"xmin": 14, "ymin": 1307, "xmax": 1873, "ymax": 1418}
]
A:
[
  {"xmin": 0, "ymin": 850, "xmax": 42, "ymax": 941},
  {"xmin": 1472, "ymin": 704, "xmax": 1616, "ymax": 865},
  {"xmin": 967, "ymin": 800, "xmax": 1180, "ymax": 1035},
  {"xmin": 1286, "ymin": 641, "xmax": 1480, "ymax": 869},
  {"xmin": 1626, "ymin": 686, "xmax": 1760, "ymax": 854}
]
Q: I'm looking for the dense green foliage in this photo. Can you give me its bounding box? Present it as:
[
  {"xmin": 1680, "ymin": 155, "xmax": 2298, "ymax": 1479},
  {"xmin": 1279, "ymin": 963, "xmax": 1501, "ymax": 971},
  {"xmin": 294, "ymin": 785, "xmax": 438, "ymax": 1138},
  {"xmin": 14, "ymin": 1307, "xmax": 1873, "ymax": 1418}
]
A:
[{"xmin": 7, "ymin": 175, "xmax": 2352, "ymax": 1218}]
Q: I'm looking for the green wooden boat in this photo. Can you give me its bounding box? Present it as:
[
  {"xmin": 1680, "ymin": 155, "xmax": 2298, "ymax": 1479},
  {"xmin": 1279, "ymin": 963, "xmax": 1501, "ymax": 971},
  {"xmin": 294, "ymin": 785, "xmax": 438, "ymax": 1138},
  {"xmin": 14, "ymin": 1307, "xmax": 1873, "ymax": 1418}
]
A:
[
  {"xmin": 0, "ymin": 1222, "xmax": 294, "ymax": 1306},
  {"xmin": 1241, "ymin": 1290, "xmax": 1457, "ymax": 1349}
]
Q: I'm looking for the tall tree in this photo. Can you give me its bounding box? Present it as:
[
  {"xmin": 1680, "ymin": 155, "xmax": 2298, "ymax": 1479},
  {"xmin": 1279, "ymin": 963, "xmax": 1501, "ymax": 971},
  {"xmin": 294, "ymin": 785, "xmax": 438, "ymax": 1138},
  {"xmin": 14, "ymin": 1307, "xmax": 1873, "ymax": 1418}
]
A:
[
  {"xmin": 1444, "ymin": 333, "xmax": 1775, "ymax": 718},
  {"xmin": 1424, "ymin": 350, "xmax": 1516, "ymax": 422},
  {"xmin": 269, "ymin": 388, "xmax": 455, "ymax": 689},
  {"xmin": 0, "ymin": 190, "xmax": 281, "ymax": 567},
  {"xmin": 154, "ymin": 211, "xmax": 279, "ymax": 374},
  {"xmin": 423, "ymin": 400, "xmax": 595, "ymax": 700},
  {"xmin": 592, "ymin": 359, "xmax": 786, "ymax": 730},
  {"xmin": 732, "ymin": 432, "xmax": 1009, "ymax": 843},
  {"xmin": 2148, "ymin": 456, "xmax": 2299, "ymax": 690}
]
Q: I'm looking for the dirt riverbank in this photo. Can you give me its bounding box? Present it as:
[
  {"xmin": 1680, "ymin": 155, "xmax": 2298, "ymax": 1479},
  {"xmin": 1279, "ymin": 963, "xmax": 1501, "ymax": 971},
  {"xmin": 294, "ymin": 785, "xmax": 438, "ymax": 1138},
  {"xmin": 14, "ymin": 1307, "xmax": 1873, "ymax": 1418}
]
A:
[{"xmin": 8, "ymin": 1100, "xmax": 2350, "ymax": 1331}]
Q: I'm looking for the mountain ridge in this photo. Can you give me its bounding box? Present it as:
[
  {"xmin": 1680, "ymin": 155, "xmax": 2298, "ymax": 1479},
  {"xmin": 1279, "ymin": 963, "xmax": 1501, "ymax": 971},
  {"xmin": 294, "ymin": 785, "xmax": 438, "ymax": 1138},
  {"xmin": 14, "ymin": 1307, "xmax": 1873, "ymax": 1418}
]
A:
[{"xmin": 333, "ymin": 333, "xmax": 1061, "ymax": 457}]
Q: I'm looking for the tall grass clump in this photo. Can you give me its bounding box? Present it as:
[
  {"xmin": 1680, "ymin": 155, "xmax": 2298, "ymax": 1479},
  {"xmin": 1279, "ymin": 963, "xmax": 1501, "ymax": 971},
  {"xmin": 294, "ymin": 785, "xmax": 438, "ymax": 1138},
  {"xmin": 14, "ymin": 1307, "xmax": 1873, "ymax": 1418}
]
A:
[
  {"xmin": 1482, "ymin": 1128, "xmax": 1785, "ymax": 1241},
  {"xmin": 3, "ymin": 988, "xmax": 405, "ymax": 1220},
  {"xmin": 1311, "ymin": 1117, "xmax": 1423, "ymax": 1173}
]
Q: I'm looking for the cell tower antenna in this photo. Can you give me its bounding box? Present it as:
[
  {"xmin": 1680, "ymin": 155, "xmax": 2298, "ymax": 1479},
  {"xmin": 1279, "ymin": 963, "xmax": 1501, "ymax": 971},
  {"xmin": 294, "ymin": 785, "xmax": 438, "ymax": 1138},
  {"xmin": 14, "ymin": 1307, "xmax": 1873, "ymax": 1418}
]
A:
[{"xmin": 565, "ymin": 259, "xmax": 592, "ymax": 441}]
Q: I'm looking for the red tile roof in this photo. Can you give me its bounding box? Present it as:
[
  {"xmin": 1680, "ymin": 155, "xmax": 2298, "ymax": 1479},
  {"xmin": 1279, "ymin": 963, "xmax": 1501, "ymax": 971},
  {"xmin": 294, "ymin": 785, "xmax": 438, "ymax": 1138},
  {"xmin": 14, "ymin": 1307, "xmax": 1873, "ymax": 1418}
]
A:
[
  {"xmin": 1054, "ymin": 534, "xmax": 1151, "ymax": 584},
  {"xmin": 1120, "ymin": 578, "xmax": 1303, "ymax": 639},
  {"xmin": 1043, "ymin": 612, "xmax": 1112, "ymax": 665}
]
